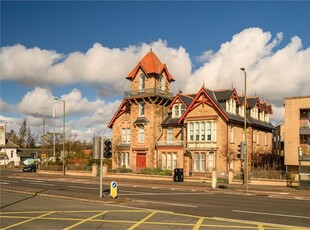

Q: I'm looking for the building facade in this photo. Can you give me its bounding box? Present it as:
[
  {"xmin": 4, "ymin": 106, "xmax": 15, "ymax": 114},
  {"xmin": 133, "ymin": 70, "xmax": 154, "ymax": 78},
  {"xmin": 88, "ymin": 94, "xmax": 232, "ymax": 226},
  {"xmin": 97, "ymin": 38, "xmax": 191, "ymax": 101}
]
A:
[
  {"xmin": 108, "ymin": 50, "xmax": 274, "ymax": 177},
  {"xmin": 284, "ymin": 96, "xmax": 310, "ymax": 172}
]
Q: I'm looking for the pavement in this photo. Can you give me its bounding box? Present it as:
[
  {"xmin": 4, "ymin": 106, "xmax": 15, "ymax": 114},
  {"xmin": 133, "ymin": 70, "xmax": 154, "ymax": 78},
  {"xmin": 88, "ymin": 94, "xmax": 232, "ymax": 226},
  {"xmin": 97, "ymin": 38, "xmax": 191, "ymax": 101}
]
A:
[{"xmin": 4, "ymin": 169, "xmax": 310, "ymax": 202}]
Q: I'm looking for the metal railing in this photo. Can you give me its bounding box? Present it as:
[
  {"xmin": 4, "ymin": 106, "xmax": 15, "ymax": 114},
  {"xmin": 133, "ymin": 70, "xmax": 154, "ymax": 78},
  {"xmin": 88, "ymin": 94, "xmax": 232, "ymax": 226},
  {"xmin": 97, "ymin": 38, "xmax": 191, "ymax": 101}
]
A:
[
  {"xmin": 124, "ymin": 88, "xmax": 173, "ymax": 99},
  {"xmin": 300, "ymin": 126, "xmax": 310, "ymax": 135}
]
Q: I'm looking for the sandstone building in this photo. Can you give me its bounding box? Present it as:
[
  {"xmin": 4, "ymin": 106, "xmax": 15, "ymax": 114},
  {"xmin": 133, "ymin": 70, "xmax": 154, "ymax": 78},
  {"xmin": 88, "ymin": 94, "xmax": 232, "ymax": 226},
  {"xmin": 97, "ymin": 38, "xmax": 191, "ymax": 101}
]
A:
[
  {"xmin": 108, "ymin": 50, "xmax": 274, "ymax": 177},
  {"xmin": 284, "ymin": 96, "xmax": 310, "ymax": 172}
]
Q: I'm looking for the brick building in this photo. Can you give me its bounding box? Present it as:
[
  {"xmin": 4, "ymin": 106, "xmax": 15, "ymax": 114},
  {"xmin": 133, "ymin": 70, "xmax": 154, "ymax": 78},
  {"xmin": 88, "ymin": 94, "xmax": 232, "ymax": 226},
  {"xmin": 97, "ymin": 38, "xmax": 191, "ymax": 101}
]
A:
[
  {"xmin": 108, "ymin": 50, "xmax": 274, "ymax": 177},
  {"xmin": 284, "ymin": 96, "xmax": 310, "ymax": 172}
]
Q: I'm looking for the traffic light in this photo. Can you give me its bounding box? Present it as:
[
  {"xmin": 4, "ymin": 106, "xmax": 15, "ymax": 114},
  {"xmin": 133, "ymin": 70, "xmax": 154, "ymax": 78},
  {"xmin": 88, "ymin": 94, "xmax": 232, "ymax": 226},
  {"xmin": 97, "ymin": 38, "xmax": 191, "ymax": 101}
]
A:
[
  {"xmin": 104, "ymin": 139, "xmax": 112, "ymax": 158},
  {"xmin": 237, "ymin": 141, "xmax": 244, "ymax": 160}
]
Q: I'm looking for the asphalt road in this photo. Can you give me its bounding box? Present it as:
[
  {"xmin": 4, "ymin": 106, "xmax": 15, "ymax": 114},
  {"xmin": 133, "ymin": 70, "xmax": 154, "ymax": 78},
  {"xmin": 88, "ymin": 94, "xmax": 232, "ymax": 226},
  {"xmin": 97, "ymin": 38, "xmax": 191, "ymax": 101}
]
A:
[{"xmin": 1, "ymin": 169, "xmax": 310, "ymax": 229}]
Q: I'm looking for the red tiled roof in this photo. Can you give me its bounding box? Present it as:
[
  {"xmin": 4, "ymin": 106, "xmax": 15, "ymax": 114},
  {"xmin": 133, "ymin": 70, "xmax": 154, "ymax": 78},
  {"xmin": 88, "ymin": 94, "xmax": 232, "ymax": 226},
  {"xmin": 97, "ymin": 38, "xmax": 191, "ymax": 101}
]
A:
[{"xmin": 126, "ymin": 51, "xmax": 175, "ymax": 81}]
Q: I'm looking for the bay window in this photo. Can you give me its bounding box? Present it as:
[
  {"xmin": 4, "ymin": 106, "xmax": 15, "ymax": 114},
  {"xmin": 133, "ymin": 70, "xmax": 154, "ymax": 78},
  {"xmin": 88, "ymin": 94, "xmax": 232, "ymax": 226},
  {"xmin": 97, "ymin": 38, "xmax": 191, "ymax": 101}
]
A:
[{"xmin": 188, "ymin": 121, "xmax": 217, "ymax": 142}]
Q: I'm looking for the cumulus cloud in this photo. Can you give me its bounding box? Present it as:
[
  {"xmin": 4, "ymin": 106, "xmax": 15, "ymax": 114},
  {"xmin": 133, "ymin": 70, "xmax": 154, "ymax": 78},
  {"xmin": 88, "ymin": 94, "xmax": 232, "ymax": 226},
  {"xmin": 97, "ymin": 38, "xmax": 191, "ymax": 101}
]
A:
[
  {"xmin": 185, "ymin": 28, "xmax": 310, "ymax": 122},
  {"xmin": 12, "ymin": 87, "xmax": 121, "ymax": 141},
  {"xmin": 1, "ymin": 27, "xmax": 310, "ymax": 139},
  {"xmin": 0, "ymin": 40, "xmax": 192, "ymax": 96}
]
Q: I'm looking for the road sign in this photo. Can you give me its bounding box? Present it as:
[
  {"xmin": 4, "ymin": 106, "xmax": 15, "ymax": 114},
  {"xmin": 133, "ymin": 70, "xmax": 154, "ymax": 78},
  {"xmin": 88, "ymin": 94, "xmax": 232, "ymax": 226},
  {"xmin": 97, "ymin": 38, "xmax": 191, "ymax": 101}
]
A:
[{"xmin": 110, "ymin": 181, "xmax": 117, "ymax": 199}]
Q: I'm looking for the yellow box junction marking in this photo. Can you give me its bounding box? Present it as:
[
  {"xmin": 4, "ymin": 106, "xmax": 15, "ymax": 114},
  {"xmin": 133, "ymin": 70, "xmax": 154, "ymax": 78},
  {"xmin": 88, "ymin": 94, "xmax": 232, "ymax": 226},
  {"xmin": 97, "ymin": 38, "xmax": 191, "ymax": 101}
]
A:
[
  {"xmin": 63, "ymin": 211, "xmax": 107, "ymax": 230},
  {"xmin": 1, "ymin": 211, "xmax": 55, "ymax": 230},
  {"xmin": 127, "ymin": 211, "xmax": 157, "ymax": 230}
]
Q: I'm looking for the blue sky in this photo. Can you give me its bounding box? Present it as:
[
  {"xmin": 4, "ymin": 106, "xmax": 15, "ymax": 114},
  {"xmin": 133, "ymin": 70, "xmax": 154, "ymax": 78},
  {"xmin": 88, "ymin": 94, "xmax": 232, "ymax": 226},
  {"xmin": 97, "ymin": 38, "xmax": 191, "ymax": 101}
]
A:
[{"xmin": 1, "ymin": 1, "xmax": 310, "ymax": 142}]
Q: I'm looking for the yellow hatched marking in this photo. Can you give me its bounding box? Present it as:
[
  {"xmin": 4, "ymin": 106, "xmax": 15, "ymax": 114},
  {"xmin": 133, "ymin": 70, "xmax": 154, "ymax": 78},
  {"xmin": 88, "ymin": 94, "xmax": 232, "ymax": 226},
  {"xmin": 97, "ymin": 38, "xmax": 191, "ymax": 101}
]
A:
[
  {"xmin": 193, "ymin": 217, "xmax": 204, "ymax": 230},
  {"xmin": 127, "ymin": 211, "xmax": 157, "ymax": 230},
  {"xmin": 258, "ymin": 223, "xmax": 264, "ymax": 230},
  {"xmin": 63, "ymin": 211, "xmax": 107, "ymax": 230},
  {"xmin": 1, "ymin": 211, "xmax": 55, "ymax": 230}
]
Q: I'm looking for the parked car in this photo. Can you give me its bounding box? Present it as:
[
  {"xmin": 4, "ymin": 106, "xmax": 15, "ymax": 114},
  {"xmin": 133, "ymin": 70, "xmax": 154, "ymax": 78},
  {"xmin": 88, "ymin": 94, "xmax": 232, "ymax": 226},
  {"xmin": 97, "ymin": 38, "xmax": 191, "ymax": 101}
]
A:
[{"xmin": 23, "ymin": 164, "xmax": 37, "ymax": 172}]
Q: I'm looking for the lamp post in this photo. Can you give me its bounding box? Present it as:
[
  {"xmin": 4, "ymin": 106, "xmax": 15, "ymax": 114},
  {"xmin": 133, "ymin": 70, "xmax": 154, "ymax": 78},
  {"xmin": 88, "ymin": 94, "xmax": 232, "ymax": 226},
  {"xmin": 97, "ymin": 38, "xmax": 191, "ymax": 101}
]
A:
[
  {"xmin": 53, "ymin": 107, "xmax": 56, "ymax": 158},
  {"xmin": 53, "ymin": 97, "xmax": 66, "ymax": 175},
  {"xmin": 240, "ymin": 67, "xmax": 248, "ymax": 193}
]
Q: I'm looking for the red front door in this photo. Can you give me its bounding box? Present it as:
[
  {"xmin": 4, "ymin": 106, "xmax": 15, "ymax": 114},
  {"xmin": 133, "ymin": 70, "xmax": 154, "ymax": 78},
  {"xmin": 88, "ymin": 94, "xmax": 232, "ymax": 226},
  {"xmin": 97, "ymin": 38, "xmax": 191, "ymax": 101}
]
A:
[{"xmin": 136, "ymin": 153, "xmax": 146, "ymax": 171}]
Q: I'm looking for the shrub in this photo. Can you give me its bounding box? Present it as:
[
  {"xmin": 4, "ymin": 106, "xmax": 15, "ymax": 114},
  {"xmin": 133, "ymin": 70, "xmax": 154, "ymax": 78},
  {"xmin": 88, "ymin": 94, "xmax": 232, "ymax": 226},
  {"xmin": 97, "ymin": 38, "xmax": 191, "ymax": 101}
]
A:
[{"xmin": 139, "ymin": 167, "xmax": 172, "ymax": 176}]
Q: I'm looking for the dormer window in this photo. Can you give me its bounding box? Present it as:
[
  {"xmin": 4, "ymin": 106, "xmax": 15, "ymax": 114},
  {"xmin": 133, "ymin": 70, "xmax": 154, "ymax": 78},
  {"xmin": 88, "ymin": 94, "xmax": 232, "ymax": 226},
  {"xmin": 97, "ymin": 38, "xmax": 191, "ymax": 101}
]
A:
[
  {"xmin": 251, "ymin": 106, "xmax": 259, "ymax": 119},
  {"xmin": 239, "ymin": 105, "xmax": 244, "ymax": 117},
  {"xmin": 259, "ymin": 111, "xmax": 265, "ymax": 121},
  {"xmin": 139, "ymin": 101, "xmax": 145, "ymax": 117},
  {"xmin": 172, "ymin": 103, "xmax": 186, "ymax": 118},
  {"xmin": 139, "ymin": 74, "xmax": 145, "ymax": 91},
  {"xmin": 226, "ymin": 98, "xmax": 236, "ymax": 114}
]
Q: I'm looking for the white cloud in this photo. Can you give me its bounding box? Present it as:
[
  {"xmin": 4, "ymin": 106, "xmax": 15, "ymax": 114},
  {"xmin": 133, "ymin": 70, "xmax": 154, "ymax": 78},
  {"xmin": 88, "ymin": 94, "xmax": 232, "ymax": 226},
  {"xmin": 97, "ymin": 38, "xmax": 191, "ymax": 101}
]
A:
[
  {"xmin": 0, "ymin": 99, "xmax": 17, "ymax": 113},
  {"xmin": 2, "ymin": 27, "xmax": 310, "ymax": 139},
  {"xmin": 0, "ymin": 40, "xmax": 192, "ymax": 96}
]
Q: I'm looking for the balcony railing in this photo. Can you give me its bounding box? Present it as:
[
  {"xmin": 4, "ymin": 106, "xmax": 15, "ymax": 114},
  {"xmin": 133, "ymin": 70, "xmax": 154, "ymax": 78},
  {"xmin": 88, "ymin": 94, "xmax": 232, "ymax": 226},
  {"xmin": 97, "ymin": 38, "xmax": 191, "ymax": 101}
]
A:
[
  {"xmin": 156, "ymin": 141, "xmax": 184, "ymax": 146},
  {"xmin": 300, "ymin": 126, "xmax": 310, "ymax": 135},
  {"xmin": 187, "ymin": 141, "xmax": 217, "ymax": 150},
  {"xmin": 124, "ymin": 88, "xmax": 174, "ymax": 100}
]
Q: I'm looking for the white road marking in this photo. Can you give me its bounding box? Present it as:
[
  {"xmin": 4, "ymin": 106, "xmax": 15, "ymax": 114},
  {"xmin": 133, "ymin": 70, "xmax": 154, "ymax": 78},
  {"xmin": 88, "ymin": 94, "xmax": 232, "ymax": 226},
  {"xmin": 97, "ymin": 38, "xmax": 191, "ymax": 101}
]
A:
[
  {"xmin": 233, "ymin": 210, "xmax": 310, "ymax": 219},
  {"xmin": 29, "ymin": 183, "xmax": 55, "ymax": 186},
  {"xmin": 134, "ymin": 200, "xmax": 198, "ymax": 208},
  {"xmin": 22, "ymin": 179, "xmax": 44, "ymax": 183},
  {"xmin": 122, "ymin": 192, "xmax": 213, "ymax": 196},
  {"xmin": 69, "ymin": 186, "xmax": 97, "ymax": 190},
  {"xmin": 0, "ymin": 182, "xmax": 10, "ymax": 184},
  {"xmin": 0, "ymin": 180, "xmax": 18, "ymax": 183}
]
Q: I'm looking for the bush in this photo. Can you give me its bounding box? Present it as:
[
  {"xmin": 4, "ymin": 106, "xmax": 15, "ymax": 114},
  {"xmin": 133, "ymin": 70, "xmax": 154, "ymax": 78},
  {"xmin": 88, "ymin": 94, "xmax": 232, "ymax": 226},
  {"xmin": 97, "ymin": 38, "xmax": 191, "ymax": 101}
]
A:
[
  {"xmin": 110, "ymin": 166, "xmax": 133, "ymax": 173},
  {"xmin": 139, "ymin": 167, "xmax": 172, "ymax": 176}
]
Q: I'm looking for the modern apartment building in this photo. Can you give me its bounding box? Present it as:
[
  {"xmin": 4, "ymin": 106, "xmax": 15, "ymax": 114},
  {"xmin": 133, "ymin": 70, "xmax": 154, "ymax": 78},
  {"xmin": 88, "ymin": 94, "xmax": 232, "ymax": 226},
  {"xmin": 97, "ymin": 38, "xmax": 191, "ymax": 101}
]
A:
[
  {"xmin": 284, "ymin": 96, "xmax": 310, "ymax": 172},
  {"xmin": 108, "ymin": 50, "xmax": 274, "ymax": 177}
]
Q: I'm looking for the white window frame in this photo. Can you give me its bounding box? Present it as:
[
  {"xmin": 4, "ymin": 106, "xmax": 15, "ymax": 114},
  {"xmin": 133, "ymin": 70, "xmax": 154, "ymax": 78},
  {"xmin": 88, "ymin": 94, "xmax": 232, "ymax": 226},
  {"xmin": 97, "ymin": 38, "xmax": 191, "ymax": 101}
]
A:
[
  {"xmin": 138, "ymin": 126, "xmax": 144, "ymax": 143},
  {"xmin": 194, "ymin": 152, "xmax": 206, "ymax": 172},
  {"xmin": 139, "ymin": 74, "xmax": 145, "ymax": 91},
  {"xmin": 208, "ymin": 152, "xmax": 214, "ymax": 172},
  {"xmin": 119, "ymin": 152, "xmax": 129, "ymax": 168},
  {"xmin": 139, "ymin": 101, "xmax": 145, "ymax": 117},
  {"xmin": 188, "ymin": 121, "xmax": 217, "ymax": 142},
  {"xmin": 162, "ymin": 153, "xmax": 167, "ymax": 170},
  {"xmin": 257, "ymin": 131, "xmax": 260, "ymax": 145},
  {"xmin": 167, "ymin": 127, "xmax": 173, "ymax": 143}
]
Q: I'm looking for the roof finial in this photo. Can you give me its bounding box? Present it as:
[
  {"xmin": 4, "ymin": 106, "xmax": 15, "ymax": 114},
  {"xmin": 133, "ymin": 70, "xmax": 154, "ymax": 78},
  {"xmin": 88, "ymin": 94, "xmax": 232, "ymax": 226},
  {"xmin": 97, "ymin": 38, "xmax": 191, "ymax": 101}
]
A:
[
  {"xmin": 231, "ymin": 82, "xmax": 234, "ymax": 89},
  {"xmin": 203, "ymin": 79, "xmax": 205, "ymax": 87},
  {"xmin": 150, "ymin": 38, "xmax": 154, "ymax": 52}
]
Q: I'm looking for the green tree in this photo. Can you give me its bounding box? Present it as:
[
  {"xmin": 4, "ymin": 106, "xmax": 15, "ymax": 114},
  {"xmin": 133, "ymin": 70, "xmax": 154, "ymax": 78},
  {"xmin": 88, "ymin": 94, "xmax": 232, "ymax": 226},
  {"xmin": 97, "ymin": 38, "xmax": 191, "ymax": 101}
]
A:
[
  {"xmin": 26, "ymin": 127, "xmax": 36, "ymax": 148},
  {"xmin": 19, "ymin": 119, "xmax": 27, "ymax": 147}
]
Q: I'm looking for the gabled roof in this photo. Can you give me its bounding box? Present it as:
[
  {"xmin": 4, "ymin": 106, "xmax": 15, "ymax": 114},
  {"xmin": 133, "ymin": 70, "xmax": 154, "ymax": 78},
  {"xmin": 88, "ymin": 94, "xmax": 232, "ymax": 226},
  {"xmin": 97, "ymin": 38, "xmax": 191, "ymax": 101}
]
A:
[
  {"xmin": 214, "ymin": 88, "xmax": 241, "ymax": 105},
  {"xmin": 178, "ymin": 87, "xmax": 229, "ymax": 123},
  {"xmin": 107, "ymin": 100, "xmax": 129, "ymax": 128},
  {"xmin": 0, "ymin": 139, "xmax": 20, "ymax": 148},
  {"xmin": 247, "ymin": 97, "xmax": 262, "ymax": 110},
  {"xmin": 126, "ymin": 51, "xmax": 175, "ymax": 82},
  {"xmin": 167, "ymin": 94, "xmax": 194, "ymax": 110}
]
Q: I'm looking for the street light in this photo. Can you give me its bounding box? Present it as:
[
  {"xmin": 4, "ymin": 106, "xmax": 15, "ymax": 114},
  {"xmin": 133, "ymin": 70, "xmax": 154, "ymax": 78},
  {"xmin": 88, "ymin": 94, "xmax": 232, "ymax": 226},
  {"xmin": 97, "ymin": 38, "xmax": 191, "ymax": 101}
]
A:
[
  {"xmin": 53, "ymin": 97, "xmax": 66, "ymax": 175},
  {"xmin": 240, "ymin": 67, "xmax": 248, "ymax": 193}
]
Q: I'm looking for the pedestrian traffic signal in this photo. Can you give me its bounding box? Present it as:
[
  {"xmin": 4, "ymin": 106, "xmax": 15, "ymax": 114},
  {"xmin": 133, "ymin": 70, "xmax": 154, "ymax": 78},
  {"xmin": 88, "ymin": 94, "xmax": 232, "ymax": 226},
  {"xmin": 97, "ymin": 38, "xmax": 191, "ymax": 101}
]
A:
[
  {"xmin": 237, "ymin": 141, "xmax": 244, "ymax": 160},
  {"xmin": 104, "ymin": 139, "xmax": 112, "ymax": 158}
]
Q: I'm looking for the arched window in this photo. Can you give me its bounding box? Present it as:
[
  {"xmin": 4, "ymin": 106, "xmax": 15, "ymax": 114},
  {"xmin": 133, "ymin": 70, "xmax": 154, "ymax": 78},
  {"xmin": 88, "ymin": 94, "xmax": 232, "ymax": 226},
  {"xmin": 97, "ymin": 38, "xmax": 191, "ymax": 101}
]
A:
[{"xmin": 139, "ymin": 74, "xmax": 145, "ymax": 91}]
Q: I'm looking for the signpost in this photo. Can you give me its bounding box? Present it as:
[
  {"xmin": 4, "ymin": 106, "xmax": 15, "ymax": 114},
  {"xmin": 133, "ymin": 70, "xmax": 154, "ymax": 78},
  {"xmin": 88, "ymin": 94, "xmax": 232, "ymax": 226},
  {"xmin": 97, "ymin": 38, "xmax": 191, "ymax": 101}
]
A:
[{"xmin": 110, "ymin": 181, "xmax": 118, "ymax": 199}]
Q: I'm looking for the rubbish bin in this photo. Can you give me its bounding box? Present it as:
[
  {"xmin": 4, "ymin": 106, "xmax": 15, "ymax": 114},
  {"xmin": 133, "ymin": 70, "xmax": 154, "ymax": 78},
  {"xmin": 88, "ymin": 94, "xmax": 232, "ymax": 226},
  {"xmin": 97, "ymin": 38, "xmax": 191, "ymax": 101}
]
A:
[{"xmin": 173, "ymin": 168, "xmax": 184, "ymax": 182}]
